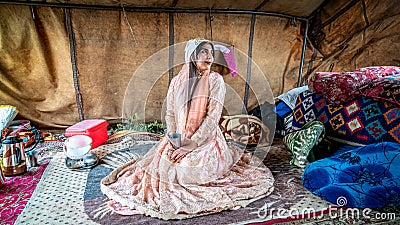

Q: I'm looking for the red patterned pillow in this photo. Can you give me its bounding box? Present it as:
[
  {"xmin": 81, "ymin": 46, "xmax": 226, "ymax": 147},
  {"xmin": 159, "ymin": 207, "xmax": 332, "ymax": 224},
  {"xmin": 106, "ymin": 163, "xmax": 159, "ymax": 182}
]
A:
[
  {"xmin": 355, "ymin": 74, "xmax": 400, "ymax": 106},
  {"xmin": 353, "ymin": 66, "xmax": 400, "ymax": 78},
  {"xmin": 308, "ymin": 71, "xmax": 376, "ymax": 104},
  {"xmin": 308, "ymin": 66, "xmax": 400, "ymax": 105}
]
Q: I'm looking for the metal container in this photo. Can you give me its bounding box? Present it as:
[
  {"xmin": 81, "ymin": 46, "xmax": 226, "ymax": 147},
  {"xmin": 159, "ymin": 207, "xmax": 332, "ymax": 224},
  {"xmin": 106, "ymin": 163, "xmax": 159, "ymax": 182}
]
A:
[
  {"xmin": 25, "ymin": 149, "xmax": 39, "ymax": 167},
  {"xmin": 0, "ymin": 166, "xmax": 5, "ymax": 187},
  {"xmin": 1, "ymin": 136, "xmax": 27, "ymax": 176},
  {"xmin": 168, "ymin": 133, "xmax": 181, "ymax": 149}
]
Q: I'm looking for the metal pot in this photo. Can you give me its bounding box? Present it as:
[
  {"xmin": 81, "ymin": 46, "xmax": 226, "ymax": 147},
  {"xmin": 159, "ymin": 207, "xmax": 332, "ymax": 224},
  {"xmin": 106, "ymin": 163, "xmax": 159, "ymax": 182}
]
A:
[
  {"xmin": 25, "ymin": 149, "xmax": 39, "ymax": 167},
  {"xmin": 1, "ymin": 136, "xmax": 27, "ymax": 176},
  {"xmin": 0, "ymin": 166, "xmax": 5, "ymax": 187}
]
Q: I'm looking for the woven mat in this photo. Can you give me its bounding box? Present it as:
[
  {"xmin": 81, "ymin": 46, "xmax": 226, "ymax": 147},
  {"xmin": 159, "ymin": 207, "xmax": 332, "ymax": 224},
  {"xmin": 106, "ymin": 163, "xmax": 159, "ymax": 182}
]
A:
[
  {"xmin": 14, "ymin": 135, "xmax": 153, "ymax": 225},
  {"xmin": 13, "ymin": 135, "xmax": 331, "ymax": 225},
  {"xmin": 82, "ymin": 143, "xmax": 332, "ymax": 225},
  {"xmin": 14, "ymin": 135, "xmax": 398, "ymax": 225}
]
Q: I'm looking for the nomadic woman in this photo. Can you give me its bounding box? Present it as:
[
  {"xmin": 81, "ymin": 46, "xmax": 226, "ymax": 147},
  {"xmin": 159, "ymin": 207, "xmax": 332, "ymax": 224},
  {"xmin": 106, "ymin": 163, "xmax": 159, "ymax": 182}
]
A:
[{"xmin": 101, "ymin": 38, "xmax": 274, "ymax": 220}]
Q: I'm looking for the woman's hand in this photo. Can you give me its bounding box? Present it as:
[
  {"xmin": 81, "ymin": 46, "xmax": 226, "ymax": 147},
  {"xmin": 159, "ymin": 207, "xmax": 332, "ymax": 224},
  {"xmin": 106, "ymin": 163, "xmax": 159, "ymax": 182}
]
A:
[{"xmin": 170, "ymin": 138, "xmax": 197, "ymax": 163}]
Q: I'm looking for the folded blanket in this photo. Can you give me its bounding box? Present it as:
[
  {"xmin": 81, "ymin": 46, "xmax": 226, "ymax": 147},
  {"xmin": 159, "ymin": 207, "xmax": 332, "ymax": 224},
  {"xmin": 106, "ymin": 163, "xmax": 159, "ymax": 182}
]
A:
[
  {"xmin": 308, "ymin": 66, "xmax": 400, "ymax": 105},
  {"xmin": 303, "ymin": 142, "xmax": 400, "ymax": 208},
  {"xmin": 355, "ymin": 74, "xmax": 400, "ymax": 107}
]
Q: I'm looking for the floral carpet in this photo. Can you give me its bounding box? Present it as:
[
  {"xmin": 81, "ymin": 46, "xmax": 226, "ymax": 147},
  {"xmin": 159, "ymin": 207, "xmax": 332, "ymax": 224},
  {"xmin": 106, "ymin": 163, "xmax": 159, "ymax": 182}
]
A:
[
  {"xmin": 0, "ymin": 162, "xmax": 49, "ymax": 225},
  {"xmin": 0, "ymin": 140, "xmax": 64, "ymax": 225}
]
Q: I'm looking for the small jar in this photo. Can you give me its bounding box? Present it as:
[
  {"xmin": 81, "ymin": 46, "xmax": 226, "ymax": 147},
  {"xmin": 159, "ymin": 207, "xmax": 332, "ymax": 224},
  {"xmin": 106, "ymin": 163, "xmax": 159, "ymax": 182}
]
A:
[{"xmin": 0, "ymin": 165, "xmax": 5, "ymax": 188}]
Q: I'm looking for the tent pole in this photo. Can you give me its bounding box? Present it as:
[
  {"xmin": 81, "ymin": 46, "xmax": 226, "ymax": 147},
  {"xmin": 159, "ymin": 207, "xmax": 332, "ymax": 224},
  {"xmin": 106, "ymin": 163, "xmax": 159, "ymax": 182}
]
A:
[
  {"xmin": 316, "ymin": 0, "xmax": 360, "ymax": 29},
  {"xmin": 243, "ymin": 14, "xmax": 256, "ymax": 114},
  {"xmin": 168, "ymin": 13, "xmax": 174, "ymax": 85},
  {"xmin": 65, "ymin": 8, "xmax": 85, "ymax": 121},
  {"xmin": 255, "ymin": 0, "xmax": 271, "ymax": 10},
  {"xmin": 297, "ymin": 20, "xmax": 309, "ymax": 87}
]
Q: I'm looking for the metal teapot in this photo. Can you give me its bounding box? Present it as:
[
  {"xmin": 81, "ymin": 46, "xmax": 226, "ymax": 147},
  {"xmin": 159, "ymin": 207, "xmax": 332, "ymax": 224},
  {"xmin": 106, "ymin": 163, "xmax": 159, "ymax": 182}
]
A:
[
  {"xmin": 0, "ymin": 164, "xmax": 4, "ymax": 187},
  {"xmin": 0, "ymin": 136, "xmax": 27, "ymax": 176}
]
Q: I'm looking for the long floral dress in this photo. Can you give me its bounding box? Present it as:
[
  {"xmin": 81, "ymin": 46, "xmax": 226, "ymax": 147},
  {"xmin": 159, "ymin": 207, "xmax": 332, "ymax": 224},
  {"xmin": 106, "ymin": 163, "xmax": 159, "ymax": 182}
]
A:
[{"xmin": 100, "ymin": 64, "xmax": 274, "ymax": 220}]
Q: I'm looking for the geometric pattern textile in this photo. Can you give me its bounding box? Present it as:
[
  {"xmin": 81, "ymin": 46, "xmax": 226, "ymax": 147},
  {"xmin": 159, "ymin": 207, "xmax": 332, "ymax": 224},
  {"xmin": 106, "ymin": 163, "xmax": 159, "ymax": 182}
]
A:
[{"xmin": 292, "ymin": 90, "xmax": 400, "ymax": 145}]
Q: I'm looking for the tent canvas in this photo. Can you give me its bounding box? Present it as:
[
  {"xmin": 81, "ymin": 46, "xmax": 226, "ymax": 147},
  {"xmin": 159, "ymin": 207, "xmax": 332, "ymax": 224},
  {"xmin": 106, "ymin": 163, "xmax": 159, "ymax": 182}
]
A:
[{"xmin": 1, "ymin": 0, "xmax": 398, "ymax": 129}]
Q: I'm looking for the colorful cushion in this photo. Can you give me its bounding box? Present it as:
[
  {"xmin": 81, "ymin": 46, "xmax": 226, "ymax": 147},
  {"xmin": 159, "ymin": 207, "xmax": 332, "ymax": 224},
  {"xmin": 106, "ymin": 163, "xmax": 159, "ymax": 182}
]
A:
[
  {"xmin": 303, "ymin": 142, "xmax": 400, "ymax": 208},
  {"xmin": 283, "ymin": 121, "xmax": 325, "ymax": 168},
  {"xmin": 292, "ymin": 90, "xmax": 400, "ymax": 145},
  {"xmin": 355, "ymin": 74, "xmax": 400, "ymax": 107},
  {"xmin": 352, "ymin": 66, "xmax": 400, "ymax": 78},
  {"xmin": 308, "ymin": 66, "xmax": 400, "ymax": 105},
  {"xmin": 275, "ymin": 100, "xmax": 293, "ymax": 136},
  {"xmin": 308, "ymin": 71, "xmax": 375, "ymax": 104}
]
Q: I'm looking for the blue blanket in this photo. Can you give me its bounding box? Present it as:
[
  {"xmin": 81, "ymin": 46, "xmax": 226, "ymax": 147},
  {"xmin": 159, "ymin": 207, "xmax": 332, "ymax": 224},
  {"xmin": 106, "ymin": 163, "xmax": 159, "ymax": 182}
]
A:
[{"xmin": 303, "ymin": 142, "xmax": 400, "ymax": 208}]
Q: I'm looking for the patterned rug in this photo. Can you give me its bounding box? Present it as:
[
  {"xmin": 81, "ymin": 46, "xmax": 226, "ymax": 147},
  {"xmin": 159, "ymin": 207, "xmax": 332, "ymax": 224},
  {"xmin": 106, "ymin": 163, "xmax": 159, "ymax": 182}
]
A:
[
  {"xmin": 0, "ymin": 161, "xmax": 49, "ymax": 225},
  {"xmin": 83, "ymin": 143, "xmax": 332, "ymax": 225},
  {"xmin": 13, "ymin": 135, "xmax": 399, "ymax": 224},
  {"xmin": 0, "ymin": 141, "xmax": 64, "ymax": 225},
  {"xmin": 14, "ymin": 136, "xmax": 159, "ymax": 225},
  {"xmin": 14, "ymin": 134, "xmax": 333, "ymax": 225}
]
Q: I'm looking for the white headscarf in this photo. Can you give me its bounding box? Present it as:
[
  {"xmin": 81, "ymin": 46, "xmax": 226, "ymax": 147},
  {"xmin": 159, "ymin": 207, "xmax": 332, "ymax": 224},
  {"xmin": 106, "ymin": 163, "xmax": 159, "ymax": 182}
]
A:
[{"xmin": 184, "ymin": 38, "xmax": 211, "ymax": 63}]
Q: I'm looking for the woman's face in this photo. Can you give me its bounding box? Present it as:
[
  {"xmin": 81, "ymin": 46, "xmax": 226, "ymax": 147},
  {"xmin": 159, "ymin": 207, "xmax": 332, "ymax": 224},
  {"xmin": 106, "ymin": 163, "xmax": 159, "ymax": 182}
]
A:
[{"xmin": 195, "ymin": 43, "xmax": 214, "ymax": 71}]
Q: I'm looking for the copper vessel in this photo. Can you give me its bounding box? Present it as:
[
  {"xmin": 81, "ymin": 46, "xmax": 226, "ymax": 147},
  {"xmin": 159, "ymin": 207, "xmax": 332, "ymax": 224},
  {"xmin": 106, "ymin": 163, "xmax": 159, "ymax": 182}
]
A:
[{"xmin": 1, "ymin": 136, "xmax": 27, "ymax": 176}]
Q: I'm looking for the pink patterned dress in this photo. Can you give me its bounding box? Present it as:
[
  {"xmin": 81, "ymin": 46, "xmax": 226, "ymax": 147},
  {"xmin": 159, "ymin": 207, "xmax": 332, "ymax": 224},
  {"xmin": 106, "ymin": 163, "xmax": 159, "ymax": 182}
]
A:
[{"xmin": 101, "ymin": 64, "xmax": 274, "ymax": 220}]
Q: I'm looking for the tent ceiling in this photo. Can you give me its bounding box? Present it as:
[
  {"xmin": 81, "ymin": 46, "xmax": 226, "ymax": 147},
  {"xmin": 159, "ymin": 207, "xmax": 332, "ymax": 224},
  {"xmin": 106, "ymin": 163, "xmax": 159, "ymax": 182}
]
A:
[{"xmin": 4, "ymin": 0, "xmax": 326, "ymax": 18}]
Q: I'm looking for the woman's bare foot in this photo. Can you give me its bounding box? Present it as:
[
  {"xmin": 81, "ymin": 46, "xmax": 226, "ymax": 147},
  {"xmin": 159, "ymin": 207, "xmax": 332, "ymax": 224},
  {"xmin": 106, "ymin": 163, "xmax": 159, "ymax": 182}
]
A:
[{"xmin": 107, "ymin": 200, "xmax": 141, "ymax": 216}]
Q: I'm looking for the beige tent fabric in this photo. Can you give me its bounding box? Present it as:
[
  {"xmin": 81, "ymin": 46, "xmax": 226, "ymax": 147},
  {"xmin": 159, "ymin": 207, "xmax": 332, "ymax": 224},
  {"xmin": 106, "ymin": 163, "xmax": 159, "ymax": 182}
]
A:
[
  {"xmin": 29, "ymin": 0, "xmax": 324, "ymax": 18},
  {"xmin": 257, "ymin": 0, "xmax": 324, "ymax": 18},
  {"xmin": 1, "ymin": 8, "xmax": 302, "ymax": 127},
  {"xmin": 305, "ymin": 0, "xmax": 400, "ymax": 78},
  {"xmin": 0, "ymin": 0, "xmax": 399, "ymax": 129},
  {"xmin": 72, "ymin": 10, "xmax": 170, "ymax": 123},
  {"xmin": 0, "ymin": 6, "xmax": 78, "ymax": 128},
  {"xmin": 101, "ymin": 13, "xmax": 298, "ymax": 123}
]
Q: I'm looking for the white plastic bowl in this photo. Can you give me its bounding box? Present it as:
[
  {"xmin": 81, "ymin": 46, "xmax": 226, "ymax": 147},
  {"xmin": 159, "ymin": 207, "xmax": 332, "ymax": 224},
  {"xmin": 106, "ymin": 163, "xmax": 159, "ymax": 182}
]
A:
[{"xmin": 64, "ymin": 135, "xmax": 92, "ymax": 159}]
